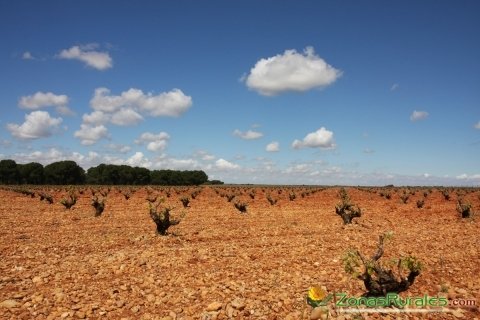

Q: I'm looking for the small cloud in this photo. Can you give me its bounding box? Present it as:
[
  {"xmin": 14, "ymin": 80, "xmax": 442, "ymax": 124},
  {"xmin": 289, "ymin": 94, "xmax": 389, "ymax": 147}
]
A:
[
  {"xmin": 233, "ymin": 129, "xmax": 263, "ymax": 140},
  {"xmin": 474, "ymin": 121, "xmax": 480, "ymax": 130},
  {"xmin": 292, "ymin": 127, "xmax": 336, "ymax": 149},
  {"xmin": 58, "ymin": 44, "xmax": 113, "ymax": 70},
  {"xmin": 22, "ymin": 51, "xmax": 35, "ymax": 60},
  {"xmin": 390, "ymin": 83, "xmax": 399, "ymax": 91},
  {"xmin": 7, "ymin": 111, "xmax": 63, "ymax": 140},
  {"xmin": 18, "ymin": 91, "xmax": 73, "ymax": 115},
  {"xmin": 90, "ymin": 87, "xmax": 192, "ymax": 117},
  {"xmin": 215, "ymin": 158, "xmax": 240, "ymax": 170},
  {"xmin": 244, "ymin": 46, "xmax": 342, "ymax": 96},
  {"xmin": 410, "ymin": 110, "xmax": 429, "ymax": 122},
  {"xmin": 135, "ymin": 132, "xmax": 170, "ymax": 152},
  {"xmin": 266, "ymin": 141, "xmax": 280, "ymax": 152},
  {"xmin": 363, "ymin": 148, "xmax": 375, "ymax": 154},
  {"xmin": 74, "ymin": 124, "xmax": 109, "ymax": 145}
]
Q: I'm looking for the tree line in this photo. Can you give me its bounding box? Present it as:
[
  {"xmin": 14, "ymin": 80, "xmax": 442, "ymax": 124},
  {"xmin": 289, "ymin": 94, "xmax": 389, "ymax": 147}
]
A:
[{"xmin": 0, "ymin": 159, "xmax": 215, "ymax": 185}]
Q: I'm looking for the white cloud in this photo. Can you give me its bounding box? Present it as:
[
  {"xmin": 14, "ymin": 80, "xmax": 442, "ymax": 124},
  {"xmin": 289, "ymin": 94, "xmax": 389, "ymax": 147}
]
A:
[
  {"xmin": 292, "ymin": 127, "xmax": 336, "ymax": 149},
  {"xmin": 266, "ymin": 141, "xmax": 280, "ymax": 152},
  {"xmin": 58, "ymin": 44, "xmax": 112, "ymax": 70},
  {"xmin": 90, "ymin": 87, "xmax": 192, "ymax": 117},
  {"xmin": 410, "ymin": 110, "xmax": 429, "ymax": 122},
  {"xmin": 363, "ymin": 148, "xmax": 375, "ymax": 154},
  {"xmin": 7, "ymin": 111, "xmax": 62, "ymax": 140},
  {"xmin": 125, "ymin": 152, "xmax": 152, "ymax": 168},
  {"xmin": 22, "ymin": 51, "xmax": 34, "ymax": 60},
  {"xmin": 244, "ymin": 46, "xmax": 341, "ymax": 96},
  {"xmin": 233, "ymin": 129, "xmax": 263, "ymax": 140},
  {"xmin": 82, "ymin": 110, "xmax": 110, "ymax": 125},
  {"xmin": 110, "ymin": 108, "xmax": 143, "ymax": 126},
  {"xmin": 215, "ymin": 158, "xmax": 240, "ymax": 170},
  {"xmin": 18, "ymin": 91, "xmax": 72, "ymax": 115},
  {"xmin": 474, "ymin": 121, "xmax": 480, "ymax": 129},
  {"xmin": 74, "ymin": 124, "xmax": 109, "ymax": 145},
  {"xmin": 135, "ymin": 132, "xmax": 170, "ymax": 152}
]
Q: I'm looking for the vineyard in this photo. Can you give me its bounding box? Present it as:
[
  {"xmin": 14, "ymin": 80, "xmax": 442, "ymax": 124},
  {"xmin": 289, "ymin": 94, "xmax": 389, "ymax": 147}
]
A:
[{"xmin": 0, "ymin": 185, "xmax": 479, "ymax": 319}]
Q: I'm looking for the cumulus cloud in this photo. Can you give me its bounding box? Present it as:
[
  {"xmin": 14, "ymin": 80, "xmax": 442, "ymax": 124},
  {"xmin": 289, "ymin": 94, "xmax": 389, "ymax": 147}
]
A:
[
  {"xmin": 18, "ymin": 91, "xmax": 73, "ymax": 115},
  {"xmin": 244, "ymin": 46, "xmax": 341, "ymax": 96},
  {"xmin": 7, "ymin": 111, "xmax": 62, "ymax": 140},
  {"xmin": 233, "ymin": 129, "xmax": 263, "ymax": 140},
  {"xmin": 110, "ymin": 108, "xmax": 143, "ymax": 126},
  {"xmin": 135, "ymin": 132, "xmax": 170, "ymax": 152},
  {"xmin": 474, "ymin": 121, "xmax": 480, "ymax": 129},
  {"xmin": 125, "ymin": 152, "xmax": 152, "ymax": 168},
  {"xmin": 74, "ymin": 124, "xmax": 109, "ymax": 145},
  {"xmin": 266, "ymin": 141, "xmax": 280, "ymax": 152},
  {"xmin": 90, "ymin": 87, "xmax": 192, "ymax": 117},
  {"xmin": 58, "ymin": 44, "xmax": 112, "ymax": 70},
  {"xmin": 292, "ymin": 127, "xmax": 336, "ymax": 149},
  {"xmin": 76, "ymin": 87, "xmax": 192, "ymax": 141},
  {"xmin": 410, "ymin": 110, "xmax": 429, "ymax": 122},
  {"xmin": 82, "ymin": 110, "xmax": 110, "ymax": 125},
  {"xmin": 215, "ymin": 158, "xmax": 240, "ymax": 170}
]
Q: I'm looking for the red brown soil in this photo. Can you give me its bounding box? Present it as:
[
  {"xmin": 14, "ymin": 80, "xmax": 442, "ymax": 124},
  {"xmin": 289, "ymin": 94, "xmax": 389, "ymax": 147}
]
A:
[{"xmin": 0, "ymin": 186, "xmax": 479, "ymax": 319}]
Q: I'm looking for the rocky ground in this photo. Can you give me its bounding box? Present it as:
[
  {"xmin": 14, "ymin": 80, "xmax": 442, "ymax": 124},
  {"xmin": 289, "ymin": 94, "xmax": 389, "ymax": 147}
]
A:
[{"xmin": 0, "ymin": 186, "xmax": 479, "ymax": 319}]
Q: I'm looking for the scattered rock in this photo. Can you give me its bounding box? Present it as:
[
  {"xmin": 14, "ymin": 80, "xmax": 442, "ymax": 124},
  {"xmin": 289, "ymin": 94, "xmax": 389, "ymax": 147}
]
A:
[
  {"xmin": 231, "ymin": 298, "xmax": 245, "ymax": 310},
  {"xmin": 0, "ymin": 299, "xmax": 20, "ymax": 308},
  {"xmin": 206, "ymin": 301, "xmax": 222, "ymax": 311}
]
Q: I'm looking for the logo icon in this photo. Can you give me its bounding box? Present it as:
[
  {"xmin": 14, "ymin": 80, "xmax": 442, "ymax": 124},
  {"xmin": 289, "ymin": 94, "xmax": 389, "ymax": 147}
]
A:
[{"xmin": 307, "ymin": 286, "xmax": 333, "ymax": 307}]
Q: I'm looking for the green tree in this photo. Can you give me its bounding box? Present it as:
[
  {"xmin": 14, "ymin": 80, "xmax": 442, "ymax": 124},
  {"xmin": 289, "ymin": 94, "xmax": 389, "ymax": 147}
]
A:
[
  {"xmin": 133, "ymin": 167, "xmax": 150, "ymax": 185},
  {"xmin": 44, "ymin": 161, "xmax": 85, "ymax": 184},
  {"xmin": 0, "ymin": 159, "xmax": 20, "ymax": 184},
  {"xmin": 18, "ymin": 162, "xmax": 44, "ymax": 184}
]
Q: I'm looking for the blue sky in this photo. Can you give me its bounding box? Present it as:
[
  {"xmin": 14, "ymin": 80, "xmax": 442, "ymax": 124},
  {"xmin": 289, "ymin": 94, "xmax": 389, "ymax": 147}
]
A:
[{"xmin": 0, "ymin": 0, "xmax": 479, "ymax": 185}]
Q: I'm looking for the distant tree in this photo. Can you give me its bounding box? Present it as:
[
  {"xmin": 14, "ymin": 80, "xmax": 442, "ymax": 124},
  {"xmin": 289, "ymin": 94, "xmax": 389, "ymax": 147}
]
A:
[
  {"xmin": 0, "ymin": 159, "xmax": 20, "ymax": 184},
  {"xmin": 18, "ymin": 162, "xmax": 44, "ymax": 184},
  {"xmin": 44, "ymin": 161, "xmax": 85, "ymax": 184},
  {"xmin": 86, "ymin": 164, "xmax": 209, "ymax": 185},
  {"xmin": 86, "ymin": 164, "xmax": 106, "ymax": 184},
  {"xmin": 151, "ymin": 170, "xmax": 175, "ymax": 185},
  {"xmin": 133, "ymin": 167, "xmax": 151, "ymax": 185},
  {"xmin": 185, "ymin": 170, "xmax": 208, "ymax": 185}
]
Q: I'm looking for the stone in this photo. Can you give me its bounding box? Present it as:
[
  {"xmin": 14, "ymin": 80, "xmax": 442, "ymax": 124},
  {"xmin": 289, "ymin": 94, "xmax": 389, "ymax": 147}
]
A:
[
  {"xmin": 206, "ymin": 302, "xmax": 222, "ymax": 311},
  {"xmin": 231, "ymin": 298, "xmax": 245, "ymax": 310},
  {"xmin": 32, "ymin": 276, "xmax": 42, "ymax": 284},
  {"xmin": 452, "ymin": 309, "xmax": 464, "ymax": 318},
  {"xmin": 0, "ymin": 299, "xmax": 20, "ymax": 308},
  {"xmin": 131, "ymin": 305, "xmax": 140, "ymax": 313}
]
